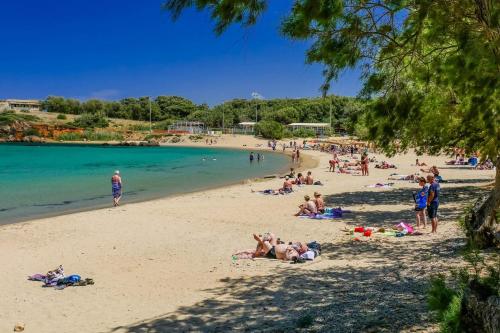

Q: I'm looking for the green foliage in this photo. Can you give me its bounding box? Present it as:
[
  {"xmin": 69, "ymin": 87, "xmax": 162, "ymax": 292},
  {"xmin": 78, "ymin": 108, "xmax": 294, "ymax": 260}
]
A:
[
  {"xmin": 56, "ymin": 114, "xmax": 67, "ymax": 120},
  {"xmin": 56, "ymin": 130, "xmax": 123, "ymax": 141},
  {"xmin": 128, "ymin": 123, "xmax": 151, "ymax": 131},
  {"xmin": 0, "ymin": 111, "xmax": 40, "ymax": 126},
  {"xmin": 295, "ymin": 313, "xmax": 314, "ymax": 328},
  {"xmin": 56, "ymin": 132, "xmax": 83, "ymax": 141},
  {"xmin": 255, "ymin": 120, "xmax": 284, "ymax": 139},
  {"xmin": 24, "ymin": 128, "xmax": 40, "ymax": 136},
  {"xmin": 71, "ymin": 112, "xmax": 109, "ymax": 128},
  {"xmin": 153, "ymin": 119, "xmax": 174, "ymax": 130},
  {"xmin": 428, "ymin": 247, "xmax": 500, "ymax": 332},
  {"xmin": 83, "ymin": 130, "xmax": 123, "ymax": 141},
  {"xmin": 41, "ymin": 95, "xmax": 364, "ymax": 135},
  {"xmin": 163, "ymin": 0, "xmax": 500, "ymax": 167},
  {"xmin": 292, "ymin": 128, "xmax": 316, "ymax": 138}
]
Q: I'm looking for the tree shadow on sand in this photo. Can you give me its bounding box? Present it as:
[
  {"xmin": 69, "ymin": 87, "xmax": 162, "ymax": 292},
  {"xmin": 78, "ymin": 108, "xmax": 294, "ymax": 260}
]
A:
[
  {"xmin": 109, "ymin": 259, "xmax": 436, "ymax": 332},
  {"xmin": 108, "ymin": 185, "xmax": 486, "ymax": 333}
]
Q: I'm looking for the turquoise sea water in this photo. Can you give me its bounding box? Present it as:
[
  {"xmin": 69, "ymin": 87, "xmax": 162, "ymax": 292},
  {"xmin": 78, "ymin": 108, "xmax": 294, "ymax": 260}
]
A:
[{"xmin": 0, "ymin": 144, "xmax": 289, "ymax": 224}]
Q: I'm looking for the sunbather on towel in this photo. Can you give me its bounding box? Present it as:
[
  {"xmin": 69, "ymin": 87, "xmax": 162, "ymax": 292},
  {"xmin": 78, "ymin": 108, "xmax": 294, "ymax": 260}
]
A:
[
  {"xmin": 253, "ymin": 233, "xmax": 299, "ymax": 261},
  {"xmin": 294, "ymin": 195, "xmax": 318, "ymax": 216},
  {"xmin": 305, "ymin": 171, "xmax": 314, "ymax": 185},
  {"xmin": 282, "ymin": 176, "xmax": 293, "ymax": 193},
  {"xmin": 313, "ymin": 192, "xmax": 325, "ymax": 213}
]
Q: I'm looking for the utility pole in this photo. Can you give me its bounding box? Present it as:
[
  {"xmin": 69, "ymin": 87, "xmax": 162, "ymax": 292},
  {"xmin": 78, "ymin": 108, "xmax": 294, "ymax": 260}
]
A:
[{"xmin": 149, "ymin": 97, "xmax": 152, "ymax": 134}]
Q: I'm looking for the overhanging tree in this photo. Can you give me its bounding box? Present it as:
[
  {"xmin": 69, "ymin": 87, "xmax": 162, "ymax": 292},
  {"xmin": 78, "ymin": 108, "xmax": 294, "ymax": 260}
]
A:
[{"xmin": 164, "ymin": 0, "xmax": 499, "ymax": 245}]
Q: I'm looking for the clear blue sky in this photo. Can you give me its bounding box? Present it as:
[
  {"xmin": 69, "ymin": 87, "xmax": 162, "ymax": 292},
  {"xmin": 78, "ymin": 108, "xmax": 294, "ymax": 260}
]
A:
[{"xmin": 0, "ymin": 0, "xmax": 362, "ymax": 105}]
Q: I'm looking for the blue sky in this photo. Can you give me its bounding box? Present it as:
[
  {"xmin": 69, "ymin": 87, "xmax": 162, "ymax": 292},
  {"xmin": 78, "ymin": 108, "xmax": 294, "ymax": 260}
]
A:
[{"xmin": 0, "ymin": 0, "xmax": 362, "ymax": 105}]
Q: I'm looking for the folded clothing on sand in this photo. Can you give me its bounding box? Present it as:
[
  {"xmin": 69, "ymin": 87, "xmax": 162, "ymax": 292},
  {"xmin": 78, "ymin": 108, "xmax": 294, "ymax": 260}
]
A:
[{"xmin": 28, "ymin": 265, "xmax": 94, "ymax": 289}]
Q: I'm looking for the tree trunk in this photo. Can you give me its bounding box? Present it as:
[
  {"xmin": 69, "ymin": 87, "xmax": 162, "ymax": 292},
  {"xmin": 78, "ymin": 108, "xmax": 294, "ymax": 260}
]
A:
[{"xmin": 463, "ymin": 157, "xmax": 499, "ymax": 248}]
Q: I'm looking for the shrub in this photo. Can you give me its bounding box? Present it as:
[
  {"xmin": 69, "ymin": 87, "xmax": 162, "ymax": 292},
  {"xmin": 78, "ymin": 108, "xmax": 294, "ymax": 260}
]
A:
[
  {"xmin": 0, "ymin": 111, "xmax": 40, "ymax": 126},
  {"xmin": 189, "ymin": 134, "xmax": 204, "ymax": 141},
  {"xmin": 292, "ymin": 128, "xmax": 317, "ymax": 138},
  {"xmin": 24, "ymin": 128, "xmax": 40, "ymax": 136},
  {"xmin": 56, "ymin": 114, "xmax": 67, "ymax": 120},
  {"xmin": 71, "ymin": 112, "xmax": 109, "ymax": 128},
  {"xmin": 153, "ymin": 119, "xmax": 174, "ymax": 130},
  {"xmin": 83, "ymin": 130, "xmax": 123, "ymax": 141},
  {"xmin": 57, "ymin": 132, "xmax": 83, "ymax": 141},
  {"xmin": 129, "ymin": 123, "xmax": 151, "ymax": 131},
  {"xmin": 255, "ymin": 120, "xmax": 284, "ymax": 139},
  {"xmin": 295, "ymin": 313, "xmax": 314, "ymax": 328}
]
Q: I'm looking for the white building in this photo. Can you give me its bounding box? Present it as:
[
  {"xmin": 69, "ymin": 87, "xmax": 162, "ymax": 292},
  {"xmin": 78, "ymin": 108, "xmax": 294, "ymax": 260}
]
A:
[{"xmin": 0, "ymin": 99, "xmax": 41, "ymax": 111}]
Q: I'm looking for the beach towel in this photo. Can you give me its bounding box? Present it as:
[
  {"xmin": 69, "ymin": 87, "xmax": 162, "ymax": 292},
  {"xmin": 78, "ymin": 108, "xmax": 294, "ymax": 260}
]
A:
[{"xmin": 299, "ymin": 208, "xmax": 351, "ymax": 219}]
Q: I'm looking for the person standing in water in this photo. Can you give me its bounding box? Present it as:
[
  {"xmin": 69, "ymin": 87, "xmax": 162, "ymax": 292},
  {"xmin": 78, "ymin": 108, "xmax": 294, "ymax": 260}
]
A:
[
  {"xmin": 111, "ymin": 170, "xmax": 122, "ymax": 207},
  {"xmin": 249, "ymin": 152, "xmax": 255, "ymax": 163}
]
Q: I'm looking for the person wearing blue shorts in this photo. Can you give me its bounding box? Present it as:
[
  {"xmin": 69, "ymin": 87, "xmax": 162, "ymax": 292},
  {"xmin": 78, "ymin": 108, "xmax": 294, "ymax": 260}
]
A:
[{"xmin": 426, "ymin": 175, "xmax": 441, "ymax": 233}]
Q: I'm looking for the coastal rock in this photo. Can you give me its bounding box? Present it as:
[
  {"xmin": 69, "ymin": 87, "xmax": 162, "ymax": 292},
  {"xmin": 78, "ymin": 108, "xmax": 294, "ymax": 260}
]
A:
[{"xmin": 23, "ymin": 135, "xmax": 44, "ymax": 143}]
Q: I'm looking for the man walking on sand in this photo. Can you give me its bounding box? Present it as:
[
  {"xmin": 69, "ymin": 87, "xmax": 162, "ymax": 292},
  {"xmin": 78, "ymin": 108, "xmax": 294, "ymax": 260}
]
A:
[
  {"xmin": 426, "ymin": 174, "xmax": 440, "ymax": 233},
  {"xmin": 111, "ymin": 170, "xmax": 122, "ymax": 207}
]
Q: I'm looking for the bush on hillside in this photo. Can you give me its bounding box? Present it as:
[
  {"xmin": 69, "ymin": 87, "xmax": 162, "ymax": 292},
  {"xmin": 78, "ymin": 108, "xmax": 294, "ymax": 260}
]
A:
[
  {"xmin": 71, "ymin": 112, "xmax": 109, "ymax": 128},
  {"xmin": 255, "ymin": 120, "xmax": 284, "ymax": 139},
  {"xmin": 0, "ymin": 111, "xmax": 40, "ymax": 126},
  {"xmin": 56, "ymin": 114, "xmax": 67, "ymax": 120}
]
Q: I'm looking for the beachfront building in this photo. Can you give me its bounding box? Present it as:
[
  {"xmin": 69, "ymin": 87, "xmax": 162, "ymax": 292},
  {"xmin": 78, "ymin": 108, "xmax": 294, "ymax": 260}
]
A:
[
  {"xmin": 287, "ymin": 123, "xmax": 331, "ymax": 136},
  {"xmin": 238, "ymin": 122, "xmax": 256, "ymax": 134},
  {"xmin": 0, "ymin": 99, "xmax": 41, "ymax": 112},
  {"xmin": 167, "ymin": 121, "xmax": 205, "ymax": 134}
]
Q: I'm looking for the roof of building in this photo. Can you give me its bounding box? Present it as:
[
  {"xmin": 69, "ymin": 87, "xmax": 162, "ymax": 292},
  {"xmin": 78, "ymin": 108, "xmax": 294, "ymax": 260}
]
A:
[
  {"xmin": 5, "ymin": 99, "xmax": 41, "ymax": 104},
  {"xmin": 239, "ymin": 122, "xmax": 256, "ymax": 126},
  {"xmin": 288, "ymin": 123, "xmax": 330, "ymax": 127}
]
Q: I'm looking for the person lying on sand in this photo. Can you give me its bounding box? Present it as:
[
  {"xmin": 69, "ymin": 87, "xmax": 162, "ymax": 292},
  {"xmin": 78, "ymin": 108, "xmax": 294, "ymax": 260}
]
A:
[
  {"xmin": 415, "ymin": 158, "xmax": 427, "ymax": 166},
  {"xmin": 305, "ymin": 171, "xmax": 314, "ymax": 185},
  {"xmin": 420, "ymin": 165, "xmax": 439, "ymax": 176},
  {"xmin": 253, "ymin": 233, "xmax": 299, "ymax": 261},
  {"xmin": 375, "ymin": 161, "xmax": 397, "ymax": 169},
  {"xmin": 388, "ymin": 174, "xmax": 418, "ymax": 181},
  {"xmin": 294, "ymin": 195, "xmax": 318, "ymax": 216}
]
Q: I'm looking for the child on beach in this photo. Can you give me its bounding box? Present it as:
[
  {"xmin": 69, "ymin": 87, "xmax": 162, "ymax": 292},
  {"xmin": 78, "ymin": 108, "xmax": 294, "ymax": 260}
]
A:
[{"xmin": 414, "ymin": 177, "xmax": 428, "ymax": 228}]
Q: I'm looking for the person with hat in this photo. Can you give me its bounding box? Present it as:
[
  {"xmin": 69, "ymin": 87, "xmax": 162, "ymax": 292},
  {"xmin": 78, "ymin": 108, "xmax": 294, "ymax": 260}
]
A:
[{"xmin": 111, "ymin": 170, "xmax": 122, "ymax": 207}]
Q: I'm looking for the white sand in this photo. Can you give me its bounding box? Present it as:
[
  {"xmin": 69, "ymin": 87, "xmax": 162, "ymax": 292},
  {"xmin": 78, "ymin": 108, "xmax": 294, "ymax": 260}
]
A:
[{"xmin": 0, "ymin": 135, "xmax": 495, "ymax": 332}]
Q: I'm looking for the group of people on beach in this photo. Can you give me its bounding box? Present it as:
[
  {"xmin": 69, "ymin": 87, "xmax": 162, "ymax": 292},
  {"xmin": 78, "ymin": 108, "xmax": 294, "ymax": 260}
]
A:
[
  {"xmin": 414, "ymin": 174, "xmax": 441, "ymax": 233},
  {"xmin": 294, "ymin": 192, "xmax": 325, "ymax": 216},
  {"xmin": 249, "ymin": 151, "xmax": 264, "ymax": 163},
  {"xmin": 233, "ymin": 232, "xmax": 321, "ymax": 262}
]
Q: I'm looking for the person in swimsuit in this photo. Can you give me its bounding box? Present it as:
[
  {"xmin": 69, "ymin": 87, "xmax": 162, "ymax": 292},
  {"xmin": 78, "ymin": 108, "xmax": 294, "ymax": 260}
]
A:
[
  {"xmin": 294, "ymin": 195, "xmax": 318, "ymax": 216},
  {"xmin": 282, "ymin": 176, "xmax": 293, "ymax": 193},
  {"xmin": 305, "ymin": 171, "xmax": 314, "ymax": 185},
  {"xmin": 313, "ymin": 192, "xmax": 325, "ymax": 214},
  {"xmin": 111, "ymin": 170, "xmax": 122, "ymax": 207},
  {"xmin": 253, "ymin": 233, "xmax": 299, "ymax": 261}
]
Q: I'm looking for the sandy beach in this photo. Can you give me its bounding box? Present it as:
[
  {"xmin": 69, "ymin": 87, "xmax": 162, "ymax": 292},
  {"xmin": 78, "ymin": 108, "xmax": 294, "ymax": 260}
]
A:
[{"xmin": 0, "ymin": 135, "xmax": 495, "ymax": 333}]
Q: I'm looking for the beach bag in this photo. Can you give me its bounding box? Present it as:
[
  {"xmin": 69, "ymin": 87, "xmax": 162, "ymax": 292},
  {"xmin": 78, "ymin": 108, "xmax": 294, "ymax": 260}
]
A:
[{"xmin": 307, "ymin": 241, "xmax": 321, "ymax": 256}]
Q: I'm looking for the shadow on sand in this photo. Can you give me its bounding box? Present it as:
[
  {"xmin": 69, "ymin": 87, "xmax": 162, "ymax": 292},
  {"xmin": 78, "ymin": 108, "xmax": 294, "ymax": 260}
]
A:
[{"xmin": 108, "ymin": 185, "xmax": 487, "ymax": 333}]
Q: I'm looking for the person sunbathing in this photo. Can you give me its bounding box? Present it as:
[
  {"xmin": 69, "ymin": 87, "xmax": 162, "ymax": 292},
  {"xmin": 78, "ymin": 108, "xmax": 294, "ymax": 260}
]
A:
[
  {"xmin": 253, "ymin": 233, "xmax": 299, "ymax": 261},
  {"xmin": 293, "ymin": 173, "xmax": 305, "ymax": 185},
  {"xmin": 294, "ymin": 195, "xmax": 318, "ymax": 216},
  {"xmin": 388, "ymin": 174, "xmax": 417, "ymax": 181},
  {"xmin": 305, "ymin": 171, "xmax": 314, "ymax": 185},
  {"xmin": 313, "ymin": 192, "xmax": 325, "ymax": 214},
  {"xmin": 375, "ymin": 161, "xmax": 397, "ymax": 169},
  {"xmin": 282, "ymin": 176, "xmax": 294, "ymax": 193},
  {"xmin": 415, "ymin": 158, "xmax": 427, "ymax": 166},
  {"xmin": 420, "ymin": 165, "xmax": 439, "ymax": 176}
]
